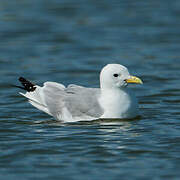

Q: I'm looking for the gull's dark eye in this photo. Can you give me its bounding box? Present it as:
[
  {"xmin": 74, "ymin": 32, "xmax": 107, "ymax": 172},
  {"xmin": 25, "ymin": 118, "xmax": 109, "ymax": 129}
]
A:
[{"xmin": 113, "ymin": 74, "xmax": 119, "ymax": 77}]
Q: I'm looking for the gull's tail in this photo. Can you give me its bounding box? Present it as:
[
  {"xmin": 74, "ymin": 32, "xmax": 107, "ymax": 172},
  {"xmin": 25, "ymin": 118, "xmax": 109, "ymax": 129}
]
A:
[{"xmin": 16, "ymin": 77, "xmax": 52, "ymax": 116}]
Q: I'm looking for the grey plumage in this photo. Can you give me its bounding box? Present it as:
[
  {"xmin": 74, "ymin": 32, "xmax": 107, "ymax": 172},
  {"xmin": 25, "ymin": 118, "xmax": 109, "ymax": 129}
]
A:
[
  {"xmin": 20, "ymin": 81, "xmax": 104, "ymax": 121},
  {"xmin": 43, "ymin": 82, "xmax": 103, "ymax": 120}
]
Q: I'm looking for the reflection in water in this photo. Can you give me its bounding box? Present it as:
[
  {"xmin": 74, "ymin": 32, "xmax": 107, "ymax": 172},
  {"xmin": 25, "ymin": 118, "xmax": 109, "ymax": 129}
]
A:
[{"xmin": 98, "ymin": 121, "xmax": 141, "ymax": 151}]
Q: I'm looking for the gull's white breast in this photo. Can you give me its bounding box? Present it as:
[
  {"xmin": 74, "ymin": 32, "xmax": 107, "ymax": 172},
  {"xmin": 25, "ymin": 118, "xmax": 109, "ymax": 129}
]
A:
[{"xmin": 99, "ymin": 88, "xmax": 139, "ymax": 119}]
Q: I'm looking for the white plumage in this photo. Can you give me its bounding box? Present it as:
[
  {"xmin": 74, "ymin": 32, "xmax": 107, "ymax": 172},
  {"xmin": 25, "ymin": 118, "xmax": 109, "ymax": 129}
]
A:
[{"xmin": 19, "ymin": 64, "xmax": 143, "ymax": 122}]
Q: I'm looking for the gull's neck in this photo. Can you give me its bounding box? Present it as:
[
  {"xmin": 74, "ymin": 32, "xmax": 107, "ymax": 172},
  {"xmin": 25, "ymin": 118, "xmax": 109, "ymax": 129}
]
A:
[
  {"xmin": 100, "ymin": 86, "xmax": 131, "ymax": 109},
  {"xmin": 100, "ymin": 86, "xmax": 128, "ymax": 94}
]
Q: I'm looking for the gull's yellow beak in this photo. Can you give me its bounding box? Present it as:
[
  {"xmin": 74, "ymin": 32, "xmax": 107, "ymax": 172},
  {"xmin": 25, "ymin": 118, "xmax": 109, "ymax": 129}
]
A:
[{"xmin": 125, "ymin": 76, "xmax": 143, "ymax": 84}]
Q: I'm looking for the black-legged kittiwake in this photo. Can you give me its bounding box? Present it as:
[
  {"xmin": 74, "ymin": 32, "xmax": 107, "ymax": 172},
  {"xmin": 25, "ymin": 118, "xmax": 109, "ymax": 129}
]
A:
[{"xmin": 17, "ymin": 64, "xmax": 143, "ymax": 122}]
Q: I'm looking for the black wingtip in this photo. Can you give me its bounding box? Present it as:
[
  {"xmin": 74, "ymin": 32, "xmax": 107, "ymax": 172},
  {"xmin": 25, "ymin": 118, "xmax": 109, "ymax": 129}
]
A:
[
  {"xmin": 19, "ymin": 77, "xmax": 25, "ymax": 82},
  {"xmin": 17, "ymin": 77, "xmax": 36, "ymax": 92}
]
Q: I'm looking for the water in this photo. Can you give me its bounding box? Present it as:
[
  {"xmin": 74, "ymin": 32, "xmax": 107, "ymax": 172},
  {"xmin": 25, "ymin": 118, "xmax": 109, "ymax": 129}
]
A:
[{"xmin": 0, "ymin": 0, "xmax": 180, "ymax": 179}]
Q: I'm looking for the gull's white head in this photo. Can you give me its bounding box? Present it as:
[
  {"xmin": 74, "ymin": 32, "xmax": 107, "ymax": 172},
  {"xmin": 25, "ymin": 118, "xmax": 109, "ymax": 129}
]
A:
[{"xmin": 100, "ymin": 64, "xmax": 142, "ymax": 90}]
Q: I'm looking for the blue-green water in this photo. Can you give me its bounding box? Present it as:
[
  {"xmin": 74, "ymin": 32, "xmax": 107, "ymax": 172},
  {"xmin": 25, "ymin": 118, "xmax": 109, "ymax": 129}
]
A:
[{"xmin": 1, "ymin": 0, "xmax": 180, "ymax": 179}]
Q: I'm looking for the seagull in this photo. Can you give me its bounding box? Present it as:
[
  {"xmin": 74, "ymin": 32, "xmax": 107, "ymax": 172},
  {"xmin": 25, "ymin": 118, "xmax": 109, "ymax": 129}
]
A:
[{"xmin": 17, "ymin": 64, "xmax": 143, "ymax": 122}]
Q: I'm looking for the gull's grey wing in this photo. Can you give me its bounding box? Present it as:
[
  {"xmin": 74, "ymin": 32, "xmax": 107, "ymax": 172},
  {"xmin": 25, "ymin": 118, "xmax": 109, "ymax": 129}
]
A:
[{"xmin": 42, "ymin": 82, "xmax": 103, "ymax": 120}]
